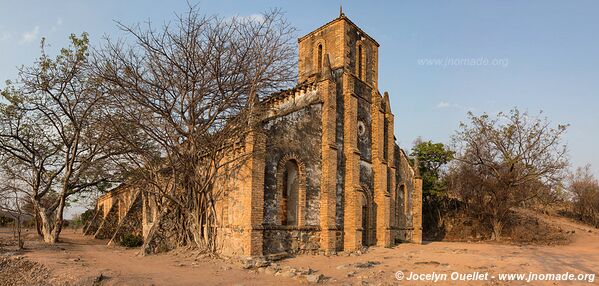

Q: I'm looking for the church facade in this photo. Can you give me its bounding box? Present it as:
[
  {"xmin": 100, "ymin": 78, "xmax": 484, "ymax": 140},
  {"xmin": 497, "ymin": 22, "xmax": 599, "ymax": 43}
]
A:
[{"xmin": 86, "ymin": 12, "xmax": 422, "ymax": 257}]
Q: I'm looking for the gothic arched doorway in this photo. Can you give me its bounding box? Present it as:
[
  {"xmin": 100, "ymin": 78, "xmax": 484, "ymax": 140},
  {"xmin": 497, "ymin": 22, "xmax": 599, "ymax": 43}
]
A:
[
  {"xmin": 281, "ymin": 160, "xmax": 299, "ymax": 226},
  {"xmin": 360, "ymin": 187, "xmax": 376, "ymax": 246}
]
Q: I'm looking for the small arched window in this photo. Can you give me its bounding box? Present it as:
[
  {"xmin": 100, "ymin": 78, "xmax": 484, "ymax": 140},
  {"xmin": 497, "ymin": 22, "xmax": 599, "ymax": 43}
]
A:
[
  {"xmin": 281, "ymin": 160, "xmax": 299, "ymax": 225},
  {"xmin": 317, "ymin": 44, "xmax": 323, "ymax": 72},
  {"xmin": 357, "ymin": 44, "xmax": 364, "ymax": 80},
  {"xmin": 396, "ymin": 186, "xmax": 404, "ymax": 226}
]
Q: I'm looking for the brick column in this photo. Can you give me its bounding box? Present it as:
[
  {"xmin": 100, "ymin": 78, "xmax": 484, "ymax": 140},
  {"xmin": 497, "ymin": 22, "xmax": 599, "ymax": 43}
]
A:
[
  {"xmin": 243, "ymin": 129, "xmax": 266, "ymax": 256},
  {"xmin": 343, "ymin": 74, "xmax": 362, "ymax": 251},
  {"xmin": 371, "ymin": 91, "xmax": 391, "ymax": 247},
  {"xmin": 385, "ymin": 92, "xmax": 396, "ymax": 244},
  {"xmin": 320, "ymin": 79, "xmax": 338, "ymax": 253},
  {"xmin": 412, "ymin": 177, "xmax": 423, "ymax": 244}
]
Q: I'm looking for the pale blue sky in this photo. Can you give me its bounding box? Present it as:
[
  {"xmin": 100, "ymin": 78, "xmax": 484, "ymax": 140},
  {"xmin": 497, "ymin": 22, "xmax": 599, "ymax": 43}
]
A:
[{"xmin": 1, "ymin": 1, "xmax": 598, "ymax": 207}]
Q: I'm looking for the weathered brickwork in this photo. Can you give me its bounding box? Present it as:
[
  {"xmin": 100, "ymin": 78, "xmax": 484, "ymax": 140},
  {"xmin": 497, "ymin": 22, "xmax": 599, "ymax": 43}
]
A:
[
  {"xmin": 108, "ymin": 190, "xmax": 143, "ymax": 246},
  {"xmin": 92, "ymin": 11, "xmax": 423, "ymax": 258},
  {"xmin": 82, "ymin": 210, "xmax": 102, "ymax": 235},
  {"xmin": 262, "ymin": 104, "xmax": 323, "ymax": 227}
]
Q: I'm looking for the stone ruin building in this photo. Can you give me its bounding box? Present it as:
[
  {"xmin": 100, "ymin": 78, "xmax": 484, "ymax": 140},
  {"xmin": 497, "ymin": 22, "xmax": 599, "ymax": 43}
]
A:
[{"xmin": 83, "ymin": 11, "xmax": 423, "ymax": 258}]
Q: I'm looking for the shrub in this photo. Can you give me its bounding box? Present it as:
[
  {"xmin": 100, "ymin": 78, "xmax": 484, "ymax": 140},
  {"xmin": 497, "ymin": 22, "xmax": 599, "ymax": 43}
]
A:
[
  {"xmin": 569, "ymin": 165, "xmax": 599, "ymax": 227},
  {"xmin": 70, "ymin": 209, "xmax": 95, "ymax": 229},
  {"xmin": 0, "ymin": 216, "xmax": 14, "ymax": 227},
  {"xmin": 120, "ymin": 233, "xmax": 143, "ymax": 247}
]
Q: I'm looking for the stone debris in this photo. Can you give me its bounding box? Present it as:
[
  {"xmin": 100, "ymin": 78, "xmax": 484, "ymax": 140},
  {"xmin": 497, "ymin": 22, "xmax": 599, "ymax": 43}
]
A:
[
  {"xmin": 305, "ymin": 273, "xmax": 324, "ymax": 283},
  {"xmin": 92, "ymin": 273, "xmax": 106, "ymax": 286},
  {"xmin": 278, "ymin": 269, "xmax": 296, "ymax": 278},
  {"xmin": 263, "ymin": 266, "xmax": 277, "ymax": 275},
  {"xmin": 354, "ymin": 261, "xmax": 381, "ymax": 269},
  {"xmin": 0, "ymin": 256, "xmax": 52, "ymax": 286},
  {"xmin": 298, "ymin": 267, "xmax": 315, "ymax": 275},
  {"xmin": 415, "ymin": 260, "xmax": 441, "ymax": 266},
  {"xmin": 241, "ymin": 257, "xmax": 270, "ymax": 269}
]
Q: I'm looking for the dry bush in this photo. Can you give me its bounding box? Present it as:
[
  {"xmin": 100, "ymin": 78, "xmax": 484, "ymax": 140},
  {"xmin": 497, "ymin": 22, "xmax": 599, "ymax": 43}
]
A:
[
  {"xmin": 425, "ymin": 196, "xmax": 571, "ymax": 245},
  {"xmin": 449, "ymin": 109, "xmax": 568, "ymax": 240},
  {"xmin": 568, "ymin": 165, "xmax": 599, "ymax": 227},
  {"xmin": 503, "ymin": 212, "xmax": 571, "ymax": 245},
  {"xmin": 0, "ymin": 256, "xmax": 51, "ymax": 286}
]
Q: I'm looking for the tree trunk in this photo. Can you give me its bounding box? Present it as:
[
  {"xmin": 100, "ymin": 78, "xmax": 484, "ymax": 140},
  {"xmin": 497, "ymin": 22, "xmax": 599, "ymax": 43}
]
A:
[
  {"xmin": 16, "ymin": 216, "xmax": 24, "ymax": 249},
  {"xmin": 35, "ymin": 213, "xmax": 43, "ymax": 238},
  {"xmin": 491, "ymin": 218, "xmax": 503, "ymax": 241},
  {"xmin": 37, "ymin": 208, "xmax": 58, "ymax": 243},
  {"xmin": 51, "ymin": 195, "xmax": 67, "ymax": 243}
]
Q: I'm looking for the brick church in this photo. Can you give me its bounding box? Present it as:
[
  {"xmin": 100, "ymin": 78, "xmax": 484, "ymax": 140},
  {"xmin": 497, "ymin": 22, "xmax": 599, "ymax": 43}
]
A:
[{"xmin": 85, "ymin": 11, "xmax": 422, "ymax": 257}]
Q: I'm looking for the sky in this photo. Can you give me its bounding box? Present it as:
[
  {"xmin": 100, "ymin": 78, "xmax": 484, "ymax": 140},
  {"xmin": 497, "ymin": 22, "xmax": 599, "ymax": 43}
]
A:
[{"xmin": 1, "ymin": 1, "xmax": 598, "ymax": 214}]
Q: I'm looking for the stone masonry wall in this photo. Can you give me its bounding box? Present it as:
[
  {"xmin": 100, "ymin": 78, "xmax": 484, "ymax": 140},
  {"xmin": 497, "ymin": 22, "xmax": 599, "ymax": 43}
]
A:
[
  {"xmin": 262, "ymin": 104, "xmax": 323, "ymax": 226},
  {"xmin": 108, "ymin": 191, "xmax": 143, "ymax": 246},
  {"xmin": 263, "ymin": 227, "xmax": 320, "ymax": 255}
]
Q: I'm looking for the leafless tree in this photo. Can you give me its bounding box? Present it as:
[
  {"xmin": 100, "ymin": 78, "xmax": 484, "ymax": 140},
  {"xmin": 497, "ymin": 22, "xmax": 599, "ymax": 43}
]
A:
[
  {"xmin": 0, "ymin": 33, "xmax": 132, "ymax": 243},
  {"xmin": 92, "ymin": 6, "xmax": 296, "ymax": 252},
  {"xmin": 449, "ymin": 109, "xmax": 569, "ymax": 240},
  {"xmin": 0, "ymin": 179, "xmax": 27, "ymax": 249},
  {"xmin": 568, "ymin": 165, "xmax": 599, "ymax": 227}
]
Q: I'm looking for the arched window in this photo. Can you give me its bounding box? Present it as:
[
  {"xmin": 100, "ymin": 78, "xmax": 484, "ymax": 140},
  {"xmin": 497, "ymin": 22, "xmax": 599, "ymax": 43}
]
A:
[
  {"xmin": 395, "ymin": 186, "xmax": 404, "ymax": 226},
  {"xmin": 357, "ymin": 44, "xmax": 364, "ymax": 80},
  {"xmin": 361, "ymin": 192, "xmax": 369, "ymax": 245},
  {"xmin": 317, "ymin": 44, "xmax": 323, "ymax": 72},
  {"xmin": 360, "ymin": 188, "xmax": 376, "ymax": 246},
  {"xmin": 281, "ymin": 160, "xmax": 299, "ymax": 225}
]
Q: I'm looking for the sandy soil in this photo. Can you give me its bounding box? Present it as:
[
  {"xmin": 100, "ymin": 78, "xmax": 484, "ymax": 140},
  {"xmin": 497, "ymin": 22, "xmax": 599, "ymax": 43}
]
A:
[{"xmin": 1, "ymin": 213, "xmax": 597, "ymax": 285}]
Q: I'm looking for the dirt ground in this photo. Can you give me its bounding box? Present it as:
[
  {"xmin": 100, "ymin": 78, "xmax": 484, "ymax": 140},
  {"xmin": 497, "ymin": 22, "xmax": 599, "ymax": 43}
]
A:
[{"xmin": 1, "ymin": 212, "xmax": 598, "ymax": 286}]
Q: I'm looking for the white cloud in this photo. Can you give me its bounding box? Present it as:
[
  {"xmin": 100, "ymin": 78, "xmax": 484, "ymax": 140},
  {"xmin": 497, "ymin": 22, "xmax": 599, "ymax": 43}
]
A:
[
  {"xmin": 20, "ymin": 26, "xmax": 39, "ymax": 44},
  {"xmin": 0, "ymin": 31, "xmax": 10, "ymax": 41},
  {"xmin": 435, "ymin": 100, "xmax": 476, "ymax": 112},
  {"xmin": 0, "ymin": 26, "xmax": 10, "ymax": 41},
  {"xmin": 436, "ymin": 101, "xmax": 450, "ymax": 108},
  {"xmin": 51, "ymin": 17, "xmax": 63, "ymax": 32}
]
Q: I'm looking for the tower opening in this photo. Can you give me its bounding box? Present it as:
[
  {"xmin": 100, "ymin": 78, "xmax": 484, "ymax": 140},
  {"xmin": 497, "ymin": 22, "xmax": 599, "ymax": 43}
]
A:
[
  {"xmin": 317, "ymin": 44, "xmax": 323, "ymax": 73},
  {"xmin": 358, "ymin": 44, "xmax": 363, "ymax": 80}
]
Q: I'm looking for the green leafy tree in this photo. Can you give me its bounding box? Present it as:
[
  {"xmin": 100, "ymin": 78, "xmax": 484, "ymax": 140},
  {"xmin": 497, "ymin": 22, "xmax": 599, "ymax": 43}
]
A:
[{"xmin": 411, "ymin": 139, "xmax": 454, "ymax": 197}]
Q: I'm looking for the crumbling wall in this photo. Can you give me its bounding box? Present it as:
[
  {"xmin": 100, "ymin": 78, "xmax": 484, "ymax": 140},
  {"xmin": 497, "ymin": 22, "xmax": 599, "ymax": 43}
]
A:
[
  {"xmin": 356, "ymin": 94, "xmax": 372, "ymax": 163},
  {"xmin": 108, "ymin": 191, "xmax": 143, "ymax": 246},
  {"xmin": 141, "ymin": 205, "xmax": 180, "ymax": 255},
  {"xmin": 216, "ymin": 226, "xmax": 248, "ymax": 256},
  {"xmin": 263, "ymin": 226, "xmax": 320, "ymax": 255},
  {"xmin": 334, "ymin": 70, "xmax": 345, "ymax": 249},
  {"xmin": 356, "ymin": 85, "xmax": 374, "ymax": 193},
  {"xmin": 82, "ymin": 210, "xmax": 102, "ymax": 235},
  {"xmin": 260, "ymin": 94, "xmax": 323, "ymax": 255},
  {"xmin": 262, "ymin": 104, "xmax": 323, "ymax": 226},
  {"xmin": 394, "ymin": 146, "xmax": 416, "ymax": 242},
  {"xmin": 94, "ymin": 200, "xmax": 119, "ymax": 240}
]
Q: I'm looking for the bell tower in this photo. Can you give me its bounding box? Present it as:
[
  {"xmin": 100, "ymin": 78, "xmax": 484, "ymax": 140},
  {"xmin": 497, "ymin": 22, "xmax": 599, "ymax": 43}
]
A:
[
  {"xmin": 297, "ymin": 11, "xmax": 379, "ymax": 87},
  {"xmin": 298, "ymin": 10, "xmax": 399, "ymax": 252}
]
